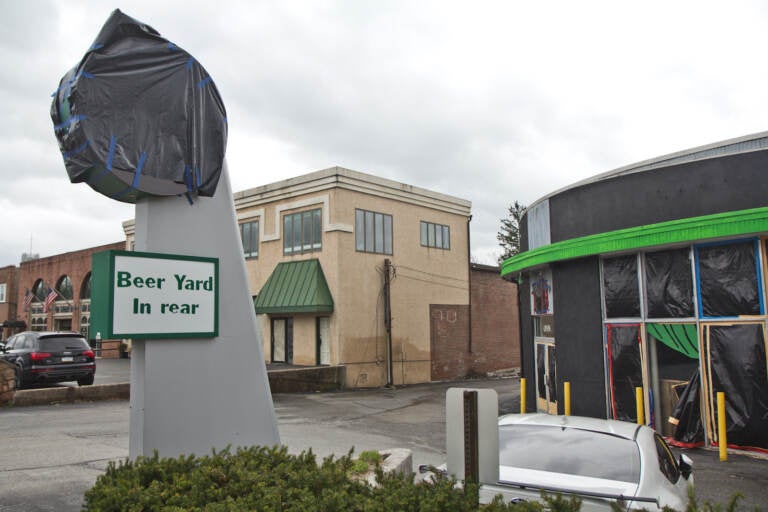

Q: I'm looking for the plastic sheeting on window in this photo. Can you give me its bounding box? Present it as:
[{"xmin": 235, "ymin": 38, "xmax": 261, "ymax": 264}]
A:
[
  {"xmin": 603, "ymin": 256, "xmax": 640, "ymax": 318},
  {"xmin": 607, "ymin": 324, "xmax": 642, "ymax": 422},
  {"xmin": 696, "ymin": 240, "xmax": 762, "ymax": 317},
  {"xmin": 707, "ymin": 324, "xmax": 768, "ymax": 451},
  {"xmin": 645, "ymin": 248, "xmax": 694, "ymax": 318},
  {"xmin": 50, "ymin": 9, "xmax": 227, "ymax": 204},
  {"xmin": 669, "ymin": 369, "xmax": 705, "ymax": 448}
]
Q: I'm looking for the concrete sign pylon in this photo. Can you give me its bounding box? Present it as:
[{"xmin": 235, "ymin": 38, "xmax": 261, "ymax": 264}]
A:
[{"xmin": 129, "ymin": 163, "xmax": 280, "ymax": 458}]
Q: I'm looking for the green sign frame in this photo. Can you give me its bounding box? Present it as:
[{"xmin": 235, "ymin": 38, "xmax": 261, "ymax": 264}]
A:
[{"xmin": 91, "ymin": 250, "xmax": 219, "ymax": 339}]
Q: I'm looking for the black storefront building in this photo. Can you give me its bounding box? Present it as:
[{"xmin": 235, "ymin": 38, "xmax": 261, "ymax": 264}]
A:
[{"xmin": 502, "ymin": 132, "xmax": 768, "ymax": 452}]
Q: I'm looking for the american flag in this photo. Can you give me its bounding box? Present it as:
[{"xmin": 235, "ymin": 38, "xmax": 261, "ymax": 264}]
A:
[
  {"xmin": 43, "ymin": 287, "xmax": 57, "ymax": 313},
  {"xmin": 22, "ymin": 289, "xmax": 33, "ymax": 309}
]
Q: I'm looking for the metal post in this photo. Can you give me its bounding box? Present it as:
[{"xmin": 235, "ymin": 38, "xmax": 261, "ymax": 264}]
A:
[
  {"xmin": 463, "ymin": 390, "xmax": 479, "ymax": 484},
  {"xmin": 520, "ymin": 378, "xmax": 527, "ymax": 414},
  {"xmin": 635, "ymin": 387, "xmax": 644, "ymax": 425},
  {"xmin": 383, "ymin": 258, "xmax": 393, "ymax": 387},
  {"xmin": 718, "ymin": 392, "xmax": 727, "ymax": 461},
  {"xmin": 564, "ymin": 381, "xmax": 571, "ymax": 416}
]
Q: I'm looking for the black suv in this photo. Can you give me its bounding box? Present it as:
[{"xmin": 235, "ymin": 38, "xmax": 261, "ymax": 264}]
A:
[{"xmin": 0, "ymin": 331, "xmax": 96, "ymax": 389}]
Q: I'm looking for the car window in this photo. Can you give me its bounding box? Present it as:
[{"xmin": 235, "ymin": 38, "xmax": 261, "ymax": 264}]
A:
[
  {"xmin": 20, "ymin": 335, "xmax": 34, "ymax": 350},
  {"xmin": 4, "ymin": 336, "xmax": 17, "ymax": 349},
  {"xmin": 39, "ymin": 337, "xmax": 90, "ymax": 352},
  {"xmin": 654, "ymin": 434, "xmax": 680, "ymax": 484},
  {"xmin": 499, "ymin": 425, "xmax": 641, "ymax": 483}
]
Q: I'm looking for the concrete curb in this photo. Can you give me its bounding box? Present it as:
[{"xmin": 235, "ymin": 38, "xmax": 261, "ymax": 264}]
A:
[
  {"xmin": 9, "ymin": 383, "xmax": 130, "ymax": 407},
  {"xmin": 362, "ymin": 448, "xmax": 413, "ymax": 487}
]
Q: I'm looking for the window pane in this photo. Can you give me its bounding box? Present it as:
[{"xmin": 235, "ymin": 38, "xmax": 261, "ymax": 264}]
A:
[
  {"xmin": 420, "ymin": 221, "xmax": 428, "ymax": 246},
  {"xmin": 645, "ymin": 248, "xmax": 692, "ymax": 318},
  {"xmin": 313, "ymin": 209, "xmax": 322, "ymax": 249},
  {"xmin": 302, "ymin": 211, "xmax": 312, "ymax": 250},
  {"xmin": 284, "ymin": 216, "xmax": 293, "ymax": 253},
  {"xmin": 293, "ymin": 214, "xmax": 302, "ymax": 251},
  {"xmin": 355, "ymin": 210, "xmax": 365, "ymax": 251},
  {"xmin": 241, "ymin": 222, "xmax": 250, "ymax": 252},
  {"xmin": 374, "ymin": 213, "xmax": 384, "ymax": 253},
  {"xmin": 443, "ymin": 225, "xmax": 450, "ymax": 249},
  {"xmin": 384, "ymin": 215, "xmax": 392, "ymax": 254},
  {"xmin": 435, "ymin": 224, "xmax": 443, "ymax": 248},
  {"xmin": 428, "ymin": 223, "xmax": 436, "ymax": 247},
  {"xmin": 603, "ymin": 255, "xmax": 640, "ymax": 318},
  {"xmin": 365, "ymin": 211, "xmax": 375, "ymax": 252},
  {"xmin": 697, "ymin": 240, "xmax": 760, "ymax": 317}
]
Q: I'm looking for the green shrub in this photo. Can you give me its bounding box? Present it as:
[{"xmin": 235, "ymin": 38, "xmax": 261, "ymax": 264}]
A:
[{"xmin": 82, "ymin": 446, "xmax": 759, "ymax": 512}]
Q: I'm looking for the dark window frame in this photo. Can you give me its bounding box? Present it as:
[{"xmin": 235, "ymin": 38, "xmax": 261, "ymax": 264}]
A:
[
  {"xmin": 420, "ymin": 220, "xmax": 451, "ymax": 250},
  {"xmin": 240, "ymin": 219, "xmax": 260, "ymax": 259},
  {"xmin": 283, "ymin": 209, "xmax": 322, "ymax": 255},
  {"xmin": 355, "ymin": 208, "xmax": 393, "ymax": 255}
]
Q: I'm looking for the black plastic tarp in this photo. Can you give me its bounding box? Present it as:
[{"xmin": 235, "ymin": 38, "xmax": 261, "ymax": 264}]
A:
[
  {"xmin": 697, "ymin": 240, "xmax": 761, "ymax": 317},
  {"xmin": 645, "ymin": 248, "xmax": 694, "ymax": 318},
  {"xmin": 603, "ymin": 256, "xmax": 640, "ymax": 318},
  {"xmin": 708, "ymin": 324, "xmax": 768, "ymax": 450},
  {"xmin": 607, "ymin": 324, "xmax": 642, "ymax": 422},
  {"xmin": 669, "ymin": 369, "xmax": 705, "ymax": 447},
  {"xmin": 51, "ymin": 9, "xmax": 227, "ymax": 203}
]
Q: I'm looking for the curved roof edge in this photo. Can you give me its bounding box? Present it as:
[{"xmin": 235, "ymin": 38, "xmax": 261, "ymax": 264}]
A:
[
  {"xmin": 501, "ymin": 206, "xmax": 768, "ymax": 277},
  {"xmin": 527, "ymin": 130, "xmax": 768, "ymax": 211}
]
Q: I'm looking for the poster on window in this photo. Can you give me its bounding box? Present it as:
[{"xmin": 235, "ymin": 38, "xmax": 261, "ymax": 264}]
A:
[{"xmin": 530, "ymin": 268, "xmax": 554, "ymax": 315}]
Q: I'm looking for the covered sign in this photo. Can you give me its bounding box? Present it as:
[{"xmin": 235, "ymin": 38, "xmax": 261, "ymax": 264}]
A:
[{"xmin": 50, "ymin": 9, "xmax": 227, "ymax": 203}]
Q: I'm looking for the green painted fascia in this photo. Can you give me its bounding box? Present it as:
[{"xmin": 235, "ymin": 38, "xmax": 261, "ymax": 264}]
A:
[{"xmin": 501, "ymin": 206, "xmax": 768, "ymax": 277}]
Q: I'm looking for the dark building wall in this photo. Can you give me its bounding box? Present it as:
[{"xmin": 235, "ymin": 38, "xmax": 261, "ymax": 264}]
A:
[
  {"xmin": 518, "ymin": 274, "xmax": 534, "ymax": 407},
  {"xmin": 0, "ymin": 265, "xmax": 19, "ymax": 339},
  {"xmin": 549, "ymin": 150, "xmax": 768, "ymax": 242},
  {"xmin": 552, "ymin": 257, "xmax": 606, "ymax": 417}
]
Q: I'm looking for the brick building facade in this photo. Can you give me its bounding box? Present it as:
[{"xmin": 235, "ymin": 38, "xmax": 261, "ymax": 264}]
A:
[
  {"xmin": 17, "ymin": 241, "xmax": 126, "ymax": 357},
  {"xmin": 429, "ymin": 263, "xmax": 520, "ymax": 381}
]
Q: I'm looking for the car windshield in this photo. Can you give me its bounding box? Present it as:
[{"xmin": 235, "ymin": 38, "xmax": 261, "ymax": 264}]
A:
[
  {"xmin": 39, "ymin": 337, "xmax": 89, "ymax": 352},
  {"xmin": 499, "ymin": 424, "xmax": 641, "ymax": 483}
]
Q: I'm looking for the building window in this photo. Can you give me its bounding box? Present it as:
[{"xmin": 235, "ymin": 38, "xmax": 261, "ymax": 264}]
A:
[
  {"xmin": 56, "ymin": 275, "xmax": 73, "ymax": 300},
  {"xmin": 420, "ymin": 221, "xmax": 450, "ymax": 250},
  {"xmin": 283, "ymin": 209, "xmax": 322, "ymax": 254},
  {"xmin": 240, "ymin": 220, "xmax": 259, "ymax": 258},
  {"xmin": 0, "ymin": 283, "xmax": 5, "ymax": 303},
  {"xmin": 355, "ymin": 209, "xmax": 393, "ymax": 254}
]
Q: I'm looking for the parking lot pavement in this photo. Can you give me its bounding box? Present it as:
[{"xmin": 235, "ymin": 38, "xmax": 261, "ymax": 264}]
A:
[{"xmin": 1, "ymin": 378, "xmax": 766, "ymax": 511}]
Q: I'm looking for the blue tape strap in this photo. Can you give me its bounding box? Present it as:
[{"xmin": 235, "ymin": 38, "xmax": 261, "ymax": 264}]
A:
[
  {"xmin": 195, "ymin": 167, "xmax": 202, "ymax": 187},
  {"xmin": 184, "ymin": 192, "xmax": 194, "ymax": 205},
  {"xmin": 106, "ymin": 136, "xmax": 117, "ymax": 170},
  {"xmin": 197, "ymin": 77, "xmax": 213, "ymax": 88},
  {"xmin": 183, "ymin": 165, "xmax": 193, "ymax": 191},
  {"xmin": 186, "ymin": 57, "xmax": 194, "ymax": 70},
  {"xmin": 78, "ymin": 71, "xmax": 94, "ymax": 79},
  {"xmin": 133, "ymin": 152, "xmax": 147, "ymax": 188},
  {"xmin": 168, "ymin": 42, "xmax": 178, "ymax": 50},
  {"xmin": 89, "ymin": 43, "xmax": 104, "ymax": 51},
  {"xmin": 53, "ymin": 114, "xmax": 87, "ymax": 132},
  {"xmin": 62, "ymin": 140, "xmax": 90, "ymax": 159}
]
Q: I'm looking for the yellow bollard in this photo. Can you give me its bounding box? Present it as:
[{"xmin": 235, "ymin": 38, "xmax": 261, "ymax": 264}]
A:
[
  {"xmin": 718, "ymin": 391, "xmax": 727, "ymax": 461},
  {"xmin": 564, "ymin": 382, "xmax": 571, "ymax": 416},
  {"xmin": 635, "ymin": 387, "xmax": 644, "ymax": 425},
  {"xmin": 520, "ymin": 378, "xmax": 526, "ymax": 414}
]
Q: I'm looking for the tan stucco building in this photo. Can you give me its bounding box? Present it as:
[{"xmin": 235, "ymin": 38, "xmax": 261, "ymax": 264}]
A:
[{"xmin": 233, "ymin": 167, "xmax": 472, "ymax": 387}]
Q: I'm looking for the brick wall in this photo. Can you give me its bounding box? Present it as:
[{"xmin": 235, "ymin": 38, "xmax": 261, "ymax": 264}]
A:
[
  {"xmin": 429, "ymin": 265, "xmax": 520, "ymax": 381},
  {"xmin": 469, "ymin": 264, "xmax": 520, "ymax": 374}
]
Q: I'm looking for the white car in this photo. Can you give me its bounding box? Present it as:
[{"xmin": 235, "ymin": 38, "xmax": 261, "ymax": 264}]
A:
[{"xmin": 479, "ymin": 414, "xmax": 693, "ymax": 511}]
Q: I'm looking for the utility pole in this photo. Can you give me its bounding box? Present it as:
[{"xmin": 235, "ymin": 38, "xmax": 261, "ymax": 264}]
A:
[{"xmin": 383, "ymin": 258, "xmax": 393, "ymax": 387}]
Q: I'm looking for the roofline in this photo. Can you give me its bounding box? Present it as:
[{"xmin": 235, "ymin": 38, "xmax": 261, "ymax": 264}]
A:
[
  {"xmin": 233, "ymin": 166, "xmax": 472, "ymax": 216},
  {"xmin": 527, "ymin": 130, "xmax": 768, "ymax": 212}
]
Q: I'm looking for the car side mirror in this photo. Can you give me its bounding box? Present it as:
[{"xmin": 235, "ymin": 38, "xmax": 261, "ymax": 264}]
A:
[{"xmin": 678, "ymin": 454, "xmax": 693, "ymax": 480}]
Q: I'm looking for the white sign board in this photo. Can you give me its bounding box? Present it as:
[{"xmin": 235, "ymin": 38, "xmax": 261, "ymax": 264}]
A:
[{"xmin": 92, "ymin": 251, "xmax": 218, "ymax": 339}]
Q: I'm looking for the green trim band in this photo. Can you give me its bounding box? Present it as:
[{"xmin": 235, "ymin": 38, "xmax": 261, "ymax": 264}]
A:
[{"xmin": 501, "ymin": 207, "xmax": 768, "ymax": 277}]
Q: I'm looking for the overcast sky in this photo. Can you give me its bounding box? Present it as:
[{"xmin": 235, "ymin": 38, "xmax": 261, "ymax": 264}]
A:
[{"xmin": 3, "ymin": 1, "xmax": 766, "ymax": 268}]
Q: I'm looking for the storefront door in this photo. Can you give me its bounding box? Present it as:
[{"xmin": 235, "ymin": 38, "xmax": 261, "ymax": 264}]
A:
[{"xmin": 535, "ymin": 340, "xmax": 557, "ymax": 414}]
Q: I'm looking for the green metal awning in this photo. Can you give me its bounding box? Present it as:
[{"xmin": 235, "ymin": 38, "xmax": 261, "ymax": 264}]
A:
[{"xmin": 254, "ymin": 259, "xmax": 334, "ymax": 314}]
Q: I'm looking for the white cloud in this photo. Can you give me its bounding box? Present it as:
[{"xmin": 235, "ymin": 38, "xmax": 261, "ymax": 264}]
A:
[{"xmin": 1, "ymin": 0, "xmax": 766, "ymax": 268}]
